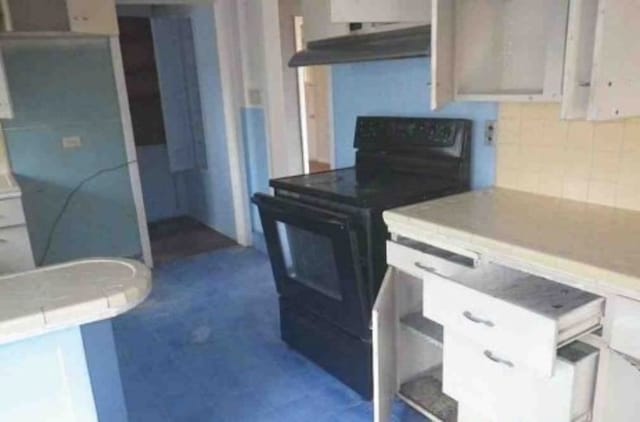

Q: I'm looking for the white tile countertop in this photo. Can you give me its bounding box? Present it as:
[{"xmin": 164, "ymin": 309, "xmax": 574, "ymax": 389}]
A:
[
  {"xmin": 384, "ymin": 188, "xmax": 640, "ymax": 300},
  {"xmin": 0, "ymin": 258, "xmax": 151, "ymax": 346},
  {"xmin": 0, "ymin": 172, "xmax": 21, "ymax": 200}
]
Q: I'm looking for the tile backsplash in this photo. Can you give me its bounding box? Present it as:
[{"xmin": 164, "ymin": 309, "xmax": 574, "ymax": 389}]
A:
[{"xmin": 496, "ymin": 103, "xmax": 640, "ymax": 211}]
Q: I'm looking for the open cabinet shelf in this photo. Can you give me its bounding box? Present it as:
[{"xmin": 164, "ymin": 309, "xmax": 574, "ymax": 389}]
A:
[
  {"xmin": 400, "ymin": 312, "xmax": 443, "ymax": 348},
  {"xmin": 398, "ymin": 365, "xmax": 458, "ymax": 422}
]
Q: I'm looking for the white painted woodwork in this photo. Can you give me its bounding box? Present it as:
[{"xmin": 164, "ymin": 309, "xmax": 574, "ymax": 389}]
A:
[
  {"xmin": 330, "ymin": 0, "xmax": 430, "ymax": 23},
  {"xmin": 0, "ymin": 225, "xmax": 33, "ymax": 274},
  {"xmin": 0, "ymin": 50, "xmax": 13, "ymax": 119},
  {"xmin": 299, "ymin": 0, "xmax": 349, "ymax": 43},
  {"xmin": 374, "ymin": 268, "xmax": 446, "ymax": 422},
  {"xmin": 588, "ymin": 0, "xmax": 640, "ymax": 120},
  {"xmin": 609, "ymin": 296, "xmax": 640, "ymax": 360},
  {"xmin": 0, "ymin": 197, "xmax": 25, "ymax": 227},
  {"xmin": 373, "ymin": 269, "xmax": 397, "ymax": 422},
  {"xmin": 443, "ymin": 332, "xmax": 598, "ymax": 422},
  {"xmin": 1, "ymin": 0, "xmax": 117, "ymax": 35},
  {"xmin": 422, "ymin": 263, "xmax": 604, "ymax": 378},
  {"xmin": 431, "ymin": 0, "xmax": 569, "ymax": 106},
  {"xmin": 602, "ymin": 351, "xmax": 640, "ymax": 421},
  {"xmin": 386, "ymin": 239, "xmax": 476, "ymax": 280},
  {"xmin": 561, "ymin": 0, "xmax": 598, "ymax": 120},
  {"xmin": 66, "ymin": 0, "xmax": 117, "ymax": 35},
  {"xmin": 430, "ymin": 0, "xmax": 453, "ymax": 110}
]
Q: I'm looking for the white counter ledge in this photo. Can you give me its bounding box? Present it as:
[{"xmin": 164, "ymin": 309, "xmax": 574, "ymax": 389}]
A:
[
  {"xmin": 0, "ymin": 258, "xmax": 151, "ymax": 346},
  {"xmin": 384, "ymin": 188, "xmax": 640, "ymax": 300},
  {"xmin": 0, "ymin": 172, "xmax": 21, "ymax": 199}
]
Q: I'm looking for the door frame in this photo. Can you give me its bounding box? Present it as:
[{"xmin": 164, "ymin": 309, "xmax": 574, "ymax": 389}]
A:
[{"xmin": 113, "ymin": 0, "xmax": 252, "ymax": 260}]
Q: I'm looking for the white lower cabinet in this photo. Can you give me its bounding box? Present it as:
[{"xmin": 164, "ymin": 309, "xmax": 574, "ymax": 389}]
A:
[
  {"xmin": 374, "ymin": 268, "xmax": 455, "ymax": 422},
  {"xmin": 443, "ymin": 332, "xmax": 598, "ymax": 422},
  {"xmin": 375, "ymin": 238, "xmax": 606, "ymax": 422}
]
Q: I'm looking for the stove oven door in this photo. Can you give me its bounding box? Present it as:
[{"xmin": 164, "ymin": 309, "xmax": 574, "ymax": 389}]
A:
[{"xmin": 253, "ymin": 193, "xmax": 369, "ymax": 338}]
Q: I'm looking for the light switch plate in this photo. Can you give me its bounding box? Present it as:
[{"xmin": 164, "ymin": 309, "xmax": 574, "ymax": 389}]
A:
[{"xmin": 62, "ymin": 136, "xmax": 82, "ymax": 149}]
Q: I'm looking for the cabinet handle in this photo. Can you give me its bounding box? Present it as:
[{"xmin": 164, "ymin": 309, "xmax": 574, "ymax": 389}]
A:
[
  {"xmin": 0, "ymin": 238, "xmax": 7, "ymax": 243},
  {"xmin": 463, "ymin": 310, "xmax": 495, "ymax": 327},
  {"xmin": 484, "ymin": 350, "xmax": 514, "ymax": 368},
  {"xmin": 414, "ymin": 262, "xmax": 436, "ymax": 273}
]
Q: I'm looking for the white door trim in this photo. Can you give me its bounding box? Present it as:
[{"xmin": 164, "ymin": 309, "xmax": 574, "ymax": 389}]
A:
[
  {"xmin": 109, "ymin": 36, "xmax": 154, "ymax": 268},
  {"xmin": 115, "ymin": 0, "xmax": 252, "ymax": 248},
  {"xmin": 212, "ymin": 0, "xmax": 251, "ymax": 246}
]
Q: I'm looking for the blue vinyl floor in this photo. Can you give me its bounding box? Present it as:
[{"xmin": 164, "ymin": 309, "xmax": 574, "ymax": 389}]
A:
[{"xmin": 112, "ymin": 247, "xmax": 426, "ymax": 422}]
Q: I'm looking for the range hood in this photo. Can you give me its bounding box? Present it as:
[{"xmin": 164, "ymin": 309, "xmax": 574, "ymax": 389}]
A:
[{"xmin": 289, "ymin": 25, "xmax": 430, "ymax": 67}]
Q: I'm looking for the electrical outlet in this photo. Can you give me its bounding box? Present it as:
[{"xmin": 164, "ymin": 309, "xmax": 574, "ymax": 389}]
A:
[
  {"xmin": 485, "ymin": 120, "xmax": 496, "ymax": 145},
  {"xmin": 62, "ymin": 136, "xmax": 82, "ymax": 149}
]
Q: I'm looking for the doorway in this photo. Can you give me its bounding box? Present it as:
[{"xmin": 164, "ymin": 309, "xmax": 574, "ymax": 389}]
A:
[
  {"xmin": 293, "ymin": 16, "xmax": 335, "ymax": 174},
  {"xmin": 117, "ymin": 6, "xmax": 236, "ymax": 265}
]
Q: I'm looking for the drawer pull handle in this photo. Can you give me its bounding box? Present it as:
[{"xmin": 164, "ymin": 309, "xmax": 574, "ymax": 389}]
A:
[
  {"xmin": 463, "ymin": 311, "xmax": 495, "ymax": 327},
  {"xmin": 414, "ymin": 262, "xmax": 436, "ymax": 273},
  {"xmin": 484, "ymin": 350, "xmax": 514, "ymax": 368},
  {"xmin": 0, "ymin": 238, "xmax": 6, "ymax": 243}
]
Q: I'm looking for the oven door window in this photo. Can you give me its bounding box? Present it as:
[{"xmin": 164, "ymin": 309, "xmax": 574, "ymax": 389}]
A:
[
  {"xmin": 277, "ymin": 222, "xmax": 342, "ymax": 300},
  {"xmin": 253, "ymin": 193, "xmax": 369, "ymax": 338}
]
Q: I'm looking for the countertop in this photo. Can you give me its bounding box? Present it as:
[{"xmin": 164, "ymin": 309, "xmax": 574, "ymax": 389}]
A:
[
  {"xmin": 384, "ymin": 188, "xmax": 640, "ymax": 299},
  {"xmin": 0, "ymin": 172, "xmax": 20, "ymax": 200},
  {"xmin": 0, "ymin": 258, "xmax": 151, "ymax": 346}
]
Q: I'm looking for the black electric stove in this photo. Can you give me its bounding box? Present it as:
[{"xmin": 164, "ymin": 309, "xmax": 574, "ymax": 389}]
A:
[{"xmin": 253, "ymin": 116, "xmax": 472, "ymax": 399}]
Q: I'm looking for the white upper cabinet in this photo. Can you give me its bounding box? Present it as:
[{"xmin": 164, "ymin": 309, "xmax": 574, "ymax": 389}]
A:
[
  {"xmin": 300, "ymin": 0, "xmax": 349, "ymax": 43},
  {"xmin": 561, "ymin": 0, "xmax": 598, "ymax": 120},
  {"xmin": 1, "ymin": 0, "xmax": 117, "ymax": 35},
  {"xmin": 561, "ymin": 0, "xmax": 640, "ymax": 121},
  {"xmin": 430, "ymin": 0, "xmax": 570, "ymax": 109},
  {"xmin": 587, "ymin": 0, "xmax": 640, "ymax": 120},
  {"xmin": 330, "ymin": 0, "xmax": 430, "ymax": 23}
]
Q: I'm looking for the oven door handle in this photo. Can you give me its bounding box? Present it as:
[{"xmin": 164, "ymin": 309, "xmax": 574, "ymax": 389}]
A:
[{"xmin": 253, "ymin": 193, "xmax": 354, "ymax": 228}]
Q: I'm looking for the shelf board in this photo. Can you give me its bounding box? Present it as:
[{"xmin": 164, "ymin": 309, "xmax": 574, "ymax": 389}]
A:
[
  {"xmin": 401, "ymin": 312, "xmax": 443, "ymax": 348},
  {"xmin": 398, "ymin": 365, "xmax": 458, "ymax": 422}
]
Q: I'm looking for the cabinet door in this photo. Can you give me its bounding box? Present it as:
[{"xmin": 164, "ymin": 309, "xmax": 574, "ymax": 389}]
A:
[
  {"xmin": 151, "ymin": 17, "xmax": 196, "ymax": 173},
  {"xmin": 561, "ymin": 0, "xmax": 598, "ymax": 120},
  {"xmin": 588, "ymin": 0, "xmax": 640, "ymax": 120},
  {"xmin": 0, "ymin": 50, "xmax": 13, "ymax": 119},
  {"xmin": 300, "ymin": 0, "xmax": 349, "ymax": 43},
  {"xmin": 430, "ymin": 0, "xmax": 454, "ymax": 110},
  {"xmin": 330, "ymin": 0, "xmax": 430, "ymax": 23},
  {"xmin": 66, "ymin": 0, "xmax": 117, "ymax": 35},
  {"xmin": 373, "ymin": 269, "xmax": 397, "ymax": 422}
]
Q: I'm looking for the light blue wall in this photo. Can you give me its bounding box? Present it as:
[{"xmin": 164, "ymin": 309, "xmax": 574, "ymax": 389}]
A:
[
  {"xmin": 136, "ymin": 145, "xmax": 189, "ymax": 223},
  {"xmin": 2, "ymin": 40, "xmax": 142, "ymax": 265},
  {"xmin": 241, "ymin": 107, "xmax": 269, "ymax": 233},
  {"xmin": 0, "ymin": 327, "xmax": 98, "ymax": 421},
  {"xmin": 185, "ymin": 5, "xmax": 237, "ymax": 239},
  {"xmin": 332, "ymin": 57, "xmax": 499, "ymax": 189},
  {"xmin": 81, "ymin": 321, "xmax": 128, "ymax": 422}
]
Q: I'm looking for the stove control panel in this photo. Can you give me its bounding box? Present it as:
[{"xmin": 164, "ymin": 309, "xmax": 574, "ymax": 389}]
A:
[{"xmin": 354, "ymin": 117, "xmax": 471, "ymax": 151}]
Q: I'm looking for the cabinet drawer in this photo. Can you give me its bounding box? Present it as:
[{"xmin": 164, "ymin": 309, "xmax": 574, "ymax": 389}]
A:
[
  {"xmin": 0, "ymin": 198, "xmax": 26, "ymax": 228},
  {"xmin": 443, "ymin": 333, "xmax": 598, "ymax": 422},
  {"xmin": 0, "ymin": 225, "xmax": 35, "ymax": 274},
  {"xmin": 423, "ymin": 263, "xmax": 604, "ymax": 377},
  {"xmin": 386, "ymin": 238, "xmax": 477, "ymax": 279}
]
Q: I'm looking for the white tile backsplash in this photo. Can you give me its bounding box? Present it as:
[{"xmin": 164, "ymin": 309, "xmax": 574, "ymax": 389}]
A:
[{"xmin": 497, "ymin": 103, "xmax": 640, "ymax": 211}]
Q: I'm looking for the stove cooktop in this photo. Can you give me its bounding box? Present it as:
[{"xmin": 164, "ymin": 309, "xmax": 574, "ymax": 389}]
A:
[{"xmin": 270, "ymin": 167, "xmax": 461, "ymax": 208}]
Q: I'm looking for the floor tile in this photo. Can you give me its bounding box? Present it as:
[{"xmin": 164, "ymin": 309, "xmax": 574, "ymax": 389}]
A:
[{"xmin": 112, "ymin": 247, "xmax": 425, "ymax": 422}]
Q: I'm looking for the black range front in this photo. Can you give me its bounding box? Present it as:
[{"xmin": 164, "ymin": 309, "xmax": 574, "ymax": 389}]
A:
[{"xmin": 252, "ymin": 116, "xmax": 472, "ymax": 399}]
